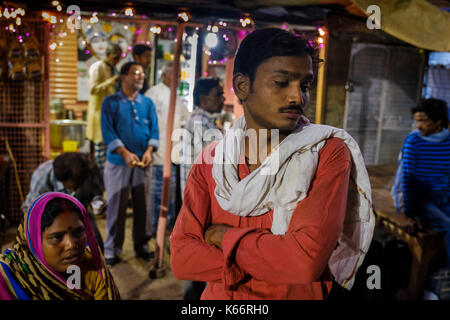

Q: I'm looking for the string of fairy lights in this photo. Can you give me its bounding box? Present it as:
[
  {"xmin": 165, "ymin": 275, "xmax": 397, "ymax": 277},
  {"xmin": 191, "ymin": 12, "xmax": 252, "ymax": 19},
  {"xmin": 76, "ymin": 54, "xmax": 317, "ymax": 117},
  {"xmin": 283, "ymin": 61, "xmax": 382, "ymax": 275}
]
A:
[{"xmin": 0, "ymin": 1, "xmax": 327, "ymax": 65}]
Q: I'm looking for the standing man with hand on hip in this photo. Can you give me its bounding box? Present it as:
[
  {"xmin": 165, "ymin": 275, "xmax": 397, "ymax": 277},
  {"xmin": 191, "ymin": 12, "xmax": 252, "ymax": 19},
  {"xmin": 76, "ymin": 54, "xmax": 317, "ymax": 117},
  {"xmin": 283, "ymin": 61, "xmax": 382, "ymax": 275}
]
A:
[
  {"xmin": 101, "ymin": 62, "xmax": 159, "ymax": 267},
  {"xmin": 170, "ymin": 28, "xmax": 375, "ymax": 300},
  {"xmin": 86, "ymin": 43, "xmax": 122, "ymax": 174}
]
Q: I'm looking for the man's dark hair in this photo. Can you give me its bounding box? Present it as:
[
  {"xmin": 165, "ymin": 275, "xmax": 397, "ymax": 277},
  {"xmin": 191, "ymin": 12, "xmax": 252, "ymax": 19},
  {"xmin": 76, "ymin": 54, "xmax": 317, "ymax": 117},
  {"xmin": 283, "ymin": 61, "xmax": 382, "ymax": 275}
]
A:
[
  {"xmin": 120, "ymin": 61, "xmax": 142, "ymax": 75},
  {"xmin": 41, "ymin": 197, "xmax": 84, "ymax": 232},
  {"xmin": 106, "ymin": 42, "xmax": 122, "ymax": 55},
  {"xmin": 193, "ymin": 77, "xmax": 221, "ymax": 107},
  {"xmin": 233, "ymin": 28, "xmax": 318, "ymax": 85},
  {"xmin": 53, "ymin": 152, "xmax": 89, "ymax": 189},
  {"xmin": 411, "ymin": 98, "xmax": 449, "ymax": 128},
  {"xmin": 132, "ymin": 44, "xmax": 151, "ymax": 57}
]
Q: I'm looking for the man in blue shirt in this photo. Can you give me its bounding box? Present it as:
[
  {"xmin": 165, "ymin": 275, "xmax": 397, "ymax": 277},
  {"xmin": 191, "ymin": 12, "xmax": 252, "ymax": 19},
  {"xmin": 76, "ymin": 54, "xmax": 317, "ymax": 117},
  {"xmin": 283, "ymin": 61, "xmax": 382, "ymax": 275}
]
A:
[
  {"xmin": 395, "ymin": 98, "xmax": 450, "ymax": 267},
  {"xmin": 101, "ymin": 61, "xmax": 159, "ymax": 266}
]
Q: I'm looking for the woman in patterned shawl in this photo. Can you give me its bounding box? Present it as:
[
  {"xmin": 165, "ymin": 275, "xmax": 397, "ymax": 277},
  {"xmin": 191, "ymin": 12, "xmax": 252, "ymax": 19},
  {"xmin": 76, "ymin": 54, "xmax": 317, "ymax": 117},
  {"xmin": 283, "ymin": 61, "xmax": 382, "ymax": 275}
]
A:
[{"xmin": 0, "ymin": 192, "xmax": 120, "ymax": 299}]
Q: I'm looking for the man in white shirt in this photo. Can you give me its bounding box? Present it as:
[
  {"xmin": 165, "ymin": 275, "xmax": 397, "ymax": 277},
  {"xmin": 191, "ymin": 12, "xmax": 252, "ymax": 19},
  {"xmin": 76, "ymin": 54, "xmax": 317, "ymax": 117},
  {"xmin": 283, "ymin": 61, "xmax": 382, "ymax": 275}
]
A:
[{"xmin": 145, "ymin": 61, "xmax": 190, "ymax": 234}]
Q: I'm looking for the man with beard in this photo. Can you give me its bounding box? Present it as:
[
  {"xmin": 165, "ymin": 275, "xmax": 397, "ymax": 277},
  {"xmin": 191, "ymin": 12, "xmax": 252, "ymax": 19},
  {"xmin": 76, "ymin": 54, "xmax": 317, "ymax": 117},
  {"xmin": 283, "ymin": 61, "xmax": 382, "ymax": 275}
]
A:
[
  {"xmin": 170, "ymin": 28, "xmax": 375, "ymax": 299},
  {"xmin": 101, "ymin": 62, "xmax": 159, "ymax": 266}
]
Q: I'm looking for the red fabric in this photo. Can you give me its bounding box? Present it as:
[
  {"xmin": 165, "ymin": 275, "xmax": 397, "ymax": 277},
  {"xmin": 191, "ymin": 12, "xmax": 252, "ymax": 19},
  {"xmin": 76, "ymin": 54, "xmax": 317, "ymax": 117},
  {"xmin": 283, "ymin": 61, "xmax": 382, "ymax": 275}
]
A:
[{"xmin": 170, "ymin": 137, "xmax": 351, "ymax": 300}]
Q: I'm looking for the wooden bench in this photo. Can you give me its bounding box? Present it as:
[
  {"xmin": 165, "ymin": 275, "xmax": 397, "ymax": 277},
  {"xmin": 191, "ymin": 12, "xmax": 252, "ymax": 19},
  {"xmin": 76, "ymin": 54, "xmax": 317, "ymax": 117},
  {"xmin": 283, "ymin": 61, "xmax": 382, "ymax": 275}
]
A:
[{"xmin": 367, "ymin": 165, "xmax": 445, "ymax": 300}]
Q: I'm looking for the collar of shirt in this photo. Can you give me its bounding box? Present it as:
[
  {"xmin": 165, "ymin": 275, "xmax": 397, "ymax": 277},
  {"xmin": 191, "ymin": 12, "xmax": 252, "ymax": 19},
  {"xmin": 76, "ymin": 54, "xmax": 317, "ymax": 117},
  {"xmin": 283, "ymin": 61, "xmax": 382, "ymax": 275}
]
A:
[
  {"xmin": 193, "ymin": 107, "xmax": 217, "ymax": 120},
  {"xmin": 118, "ymin": 90, "xmax": 143, "ymax": 104}
]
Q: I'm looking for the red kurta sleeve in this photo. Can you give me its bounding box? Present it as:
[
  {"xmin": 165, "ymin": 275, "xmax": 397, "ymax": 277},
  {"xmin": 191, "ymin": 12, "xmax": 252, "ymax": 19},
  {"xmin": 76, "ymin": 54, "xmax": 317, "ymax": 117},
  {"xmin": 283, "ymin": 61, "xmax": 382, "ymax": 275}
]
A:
[
  {"xmin": 170, "ymin": 156, "xmax": 224, "ymax": 282},
  {"xmin": 221, "ymin": 138, "xmax": 352, "ymax": 288}
]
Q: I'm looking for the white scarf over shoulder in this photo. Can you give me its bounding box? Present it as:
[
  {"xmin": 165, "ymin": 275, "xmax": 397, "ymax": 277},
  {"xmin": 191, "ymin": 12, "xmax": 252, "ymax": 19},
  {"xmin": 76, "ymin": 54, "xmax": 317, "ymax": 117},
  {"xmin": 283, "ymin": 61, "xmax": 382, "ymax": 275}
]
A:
[{"xmin": 212, "ymin": 116, "xmax": 375, "ymax": 289}]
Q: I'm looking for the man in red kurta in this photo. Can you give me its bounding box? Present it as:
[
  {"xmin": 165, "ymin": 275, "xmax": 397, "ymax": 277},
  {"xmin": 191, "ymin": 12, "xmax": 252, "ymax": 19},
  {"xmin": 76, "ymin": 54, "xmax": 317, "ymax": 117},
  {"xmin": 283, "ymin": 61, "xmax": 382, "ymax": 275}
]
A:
[{"xmin": 170, "ymin": 28, "xmax": 375, "ymax": 300}]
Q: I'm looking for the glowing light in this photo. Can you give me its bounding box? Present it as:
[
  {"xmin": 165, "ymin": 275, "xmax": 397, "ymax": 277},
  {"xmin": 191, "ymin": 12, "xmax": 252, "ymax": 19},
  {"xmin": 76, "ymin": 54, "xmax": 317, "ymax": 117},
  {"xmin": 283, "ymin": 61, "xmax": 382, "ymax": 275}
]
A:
[
  {"xmin": 57, "ymin": 5, "xmax": 62, "ymax": 12},
  {"xmin": 212, "ymin": 26, "xmax": 219, "ymax": 33},
  {"xmin": 52, "ymin": 1, "xmax": 59, "ymax": 6},
  {"xmin": 16, "ymin": 17, "xmax": 21, "ymax": 25},
  {"xmin": 150, "ymin": 25, "xmax": 161, "ymax": 34},
  {"xmin": 240, "ymin": 16, "xmax": 252, "ymax": 27},
  {"xmin": 124, "ymin": 8, "xmax": 135, "ymax": 17},
  {"xmin": 49, "ymin": 43, "xmax": 57, "ymax": 50},
  {"xmin": 85, "ymin": 50, "xmax": 90, "ymax": 54},
  {"xmin": 204, "ymin": 33, "xmax": 218, "ymax": 48},
  {"xmin": 50, "ymin": 16, "xmax": 57, "ymax": 24},
  {"xmin": 178, "ymin": 11, "xmax": 191, "ymax": 22},
  {"xmin": 42, "ymin": 12, "xmax": 49, "ymax": 19},
  {"xmin": 318, "ymin": 27, "xmax": 325, "ymax": 36},
  {"xmin": 318, "ymin": 37, "xmax": 324, "ymax": 44},
  {"xmin": 90, "ymin": 15, "xmax": 98, "ymax": 24},
  {"xmin": 56, "ymin": 58, "xmax": 59, "ymax": 62},
  {"xmin": 59, "ymin": 42, "xmax": 63, "ymax": 46}
]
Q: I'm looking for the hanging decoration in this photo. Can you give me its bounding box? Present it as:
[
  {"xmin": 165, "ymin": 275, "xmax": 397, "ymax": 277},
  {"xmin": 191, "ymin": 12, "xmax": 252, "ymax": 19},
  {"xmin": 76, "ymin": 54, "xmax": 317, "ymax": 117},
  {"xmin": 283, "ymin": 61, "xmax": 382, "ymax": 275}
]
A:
[{"xmin": 0, "ymin": 1, "xmax": 26, "ymax": 32}]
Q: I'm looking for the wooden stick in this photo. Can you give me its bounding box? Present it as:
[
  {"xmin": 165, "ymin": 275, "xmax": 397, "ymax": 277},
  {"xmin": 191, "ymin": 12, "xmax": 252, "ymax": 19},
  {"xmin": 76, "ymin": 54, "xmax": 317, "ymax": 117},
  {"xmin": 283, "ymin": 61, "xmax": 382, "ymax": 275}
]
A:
[
  {"xmin": 154, "ymin": 22, "xmax": 185, "ymax": 270},
  {"xmin": 4, "ymin": 139, "xmax": 24, "ymax": 204}
]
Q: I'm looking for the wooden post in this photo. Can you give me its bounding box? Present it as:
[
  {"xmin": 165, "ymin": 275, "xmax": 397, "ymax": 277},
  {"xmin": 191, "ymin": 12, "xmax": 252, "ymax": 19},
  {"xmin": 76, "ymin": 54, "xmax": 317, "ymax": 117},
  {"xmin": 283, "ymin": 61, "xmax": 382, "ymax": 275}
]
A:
[
  {"xmin": 315, "ymin": 34, "xmax": 328, "ymax": 124},
  {"xmin": 152, "ymin": 22, "xmax": 185, "ymax": 273}
]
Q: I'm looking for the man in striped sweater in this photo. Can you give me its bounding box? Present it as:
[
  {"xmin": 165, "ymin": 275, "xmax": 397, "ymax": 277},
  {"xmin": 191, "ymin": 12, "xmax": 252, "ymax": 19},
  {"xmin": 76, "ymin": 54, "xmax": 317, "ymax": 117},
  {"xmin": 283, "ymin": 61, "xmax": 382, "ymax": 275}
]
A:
[{"xmin": 399, "ymin": 98, "xmax": 450, "ymax": 266}]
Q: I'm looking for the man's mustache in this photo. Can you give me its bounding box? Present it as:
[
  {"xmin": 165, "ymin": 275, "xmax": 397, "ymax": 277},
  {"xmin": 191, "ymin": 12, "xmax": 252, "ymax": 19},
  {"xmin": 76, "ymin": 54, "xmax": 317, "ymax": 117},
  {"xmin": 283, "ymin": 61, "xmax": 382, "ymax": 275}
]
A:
[{"xmin": 278, "ymin": 105, "xmax": 304, "ymax": 115}]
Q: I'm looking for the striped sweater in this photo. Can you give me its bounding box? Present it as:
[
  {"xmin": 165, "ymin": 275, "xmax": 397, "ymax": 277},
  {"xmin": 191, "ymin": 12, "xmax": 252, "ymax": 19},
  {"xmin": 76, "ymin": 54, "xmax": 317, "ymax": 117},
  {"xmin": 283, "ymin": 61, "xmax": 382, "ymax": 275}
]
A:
[{"xmin": 400, "ymin": 130, "xmax": 450, "ymax": 215}]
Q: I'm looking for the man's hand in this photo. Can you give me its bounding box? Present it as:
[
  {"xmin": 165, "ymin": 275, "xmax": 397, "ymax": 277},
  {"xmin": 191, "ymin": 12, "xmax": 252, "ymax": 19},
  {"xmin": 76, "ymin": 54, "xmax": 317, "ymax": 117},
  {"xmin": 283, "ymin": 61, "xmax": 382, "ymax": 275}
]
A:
[
  {"xmin": 205, "ymin": 224, "xmax": 232, "ymax": 249},
  {"xmin": 140, "ymin": 147, "xmax": 153, "ymax": 168},
  {"xmin": 117, "ymin": 147, "xmax": 140, "ymax": 168}
]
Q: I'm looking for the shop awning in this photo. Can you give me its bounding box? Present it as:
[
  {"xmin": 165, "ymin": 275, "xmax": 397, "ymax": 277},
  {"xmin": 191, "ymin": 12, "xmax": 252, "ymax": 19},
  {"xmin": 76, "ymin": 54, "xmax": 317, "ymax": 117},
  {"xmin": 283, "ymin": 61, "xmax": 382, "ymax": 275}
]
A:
[{"xmin": 235, "ymin": 0, "xmax": 450, "ymax": 51}]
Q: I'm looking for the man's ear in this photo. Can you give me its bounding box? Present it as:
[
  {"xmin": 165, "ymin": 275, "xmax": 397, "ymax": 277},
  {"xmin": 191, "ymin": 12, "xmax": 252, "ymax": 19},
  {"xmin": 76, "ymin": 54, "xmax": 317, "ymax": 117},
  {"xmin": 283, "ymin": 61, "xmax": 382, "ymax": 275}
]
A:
[{"xmin": 232, "ymin": 73, "xmax": 250, "ymax": 103}]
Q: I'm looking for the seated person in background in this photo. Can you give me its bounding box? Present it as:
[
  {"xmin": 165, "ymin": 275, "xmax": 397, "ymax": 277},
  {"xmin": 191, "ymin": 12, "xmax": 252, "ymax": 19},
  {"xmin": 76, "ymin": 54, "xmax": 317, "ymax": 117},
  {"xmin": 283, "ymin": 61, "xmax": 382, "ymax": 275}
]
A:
[
  {"xmin": 0, "ymin": 192, "xmax": 120, "ymax": 299},
  {"xmin": 21, "ymin": 152, "xmax": 105, "ymax": 252},
  {"xmin": 394, "ymin": 98, "xmax": 450, "ymax": 266}
]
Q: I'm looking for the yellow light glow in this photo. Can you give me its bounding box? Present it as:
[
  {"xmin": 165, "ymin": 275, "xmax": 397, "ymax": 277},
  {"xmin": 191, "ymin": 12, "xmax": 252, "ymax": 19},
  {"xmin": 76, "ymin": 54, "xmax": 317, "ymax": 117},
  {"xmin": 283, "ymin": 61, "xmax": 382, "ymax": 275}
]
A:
[
  {"xmin": 52, "ymin": 1, "xmax": 59, "ymax": 6},
  {"xmin": 50, "ymin": 16, "xmax": 57, "ymax": 24},
  {"xmin": 50, "ymin": 43, "xmax": 57, "ymax": 50},
  {"xmin": 57, "ymin": 5, "xmax": 62, "ymax": 12},
  {"xmin": 42, "ymin": 12, "xmax": 49, "ymax": 19},
  {"xmin": 124, "ymin": 8, "xmax": 134, "ymax": 16},
  {"xmin": 318, "ymin": 37, "xmax": 324, "ymax": 44},
  {"xmin": 16, "ymin": 17, "xmax": 21, "ymax": 25},
  {"xmin": 150, "ymin": 25, "xmax": 161, "ymax": 34},
  {"xmin": 212, "ymin": 26, "xmax": 218, "ymax": 33},
  {"xmin": 178, "ymin": 11, "xmax": 190, "ymax": 22}
]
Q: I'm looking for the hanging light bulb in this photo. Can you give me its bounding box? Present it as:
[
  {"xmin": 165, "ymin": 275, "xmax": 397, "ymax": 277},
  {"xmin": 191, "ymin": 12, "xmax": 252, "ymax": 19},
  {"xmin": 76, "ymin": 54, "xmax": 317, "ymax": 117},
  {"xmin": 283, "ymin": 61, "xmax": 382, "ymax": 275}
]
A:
[
  {"xmin": 204, "ymin": 33, "xmax": 218, "ymax": 48},
  {"xmin": 124, "ymin": 7, "xmax": 135, "ymax": 17},
  {"xmin": 318, "ymin": 27, "xmax": 325, "ymax": 36},
  {"xmin": 150, "ymin": 25, "xmax": 162, "ymax": 34},
  {"xmin": 178, "ymin": 11, "xmax": 191, "ymax": 23}
]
